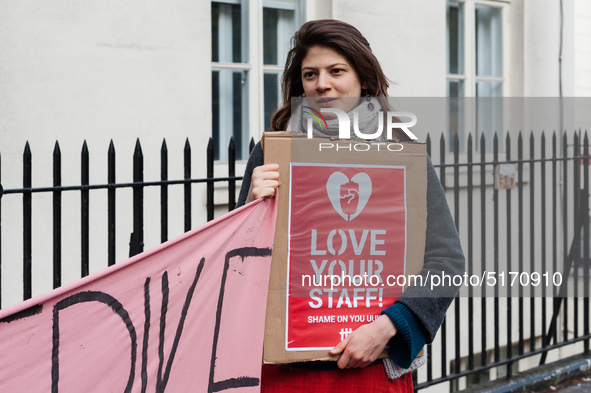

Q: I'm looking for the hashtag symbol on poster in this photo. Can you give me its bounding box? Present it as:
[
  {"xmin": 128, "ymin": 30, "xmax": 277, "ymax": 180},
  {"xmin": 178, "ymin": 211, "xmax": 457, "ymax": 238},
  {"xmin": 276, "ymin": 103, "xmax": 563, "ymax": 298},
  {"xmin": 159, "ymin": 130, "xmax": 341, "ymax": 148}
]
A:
[{"xmin": 339, "ymin": 328, "xmax": 353, "ymax": 341}]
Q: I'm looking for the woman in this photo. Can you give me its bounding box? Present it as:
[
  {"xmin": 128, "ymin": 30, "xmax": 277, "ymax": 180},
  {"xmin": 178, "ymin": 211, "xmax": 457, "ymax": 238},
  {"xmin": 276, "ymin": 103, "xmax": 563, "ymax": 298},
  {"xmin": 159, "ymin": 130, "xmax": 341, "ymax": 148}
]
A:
[{"xmin": 237, "ymin": 19, "xmax": 464, "ymax": 392}]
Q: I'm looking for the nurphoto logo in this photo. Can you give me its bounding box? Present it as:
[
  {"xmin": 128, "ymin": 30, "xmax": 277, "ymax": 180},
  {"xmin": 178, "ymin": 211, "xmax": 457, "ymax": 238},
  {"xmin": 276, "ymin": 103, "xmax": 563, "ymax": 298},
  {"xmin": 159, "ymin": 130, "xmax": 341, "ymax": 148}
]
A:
[{"xmin": 305, "ymin": 107, "xmax": 419, "ymax": 141}]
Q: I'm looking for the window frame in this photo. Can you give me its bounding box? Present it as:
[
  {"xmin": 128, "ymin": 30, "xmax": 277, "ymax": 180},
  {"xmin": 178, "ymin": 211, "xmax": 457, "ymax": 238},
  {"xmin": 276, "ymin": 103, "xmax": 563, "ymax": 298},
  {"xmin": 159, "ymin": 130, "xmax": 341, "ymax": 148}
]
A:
[
  {"xmin": 446, "ymin": 0, "xmax": 510, "ymax": 97},
  {"xmin": 211, "ymin": 0, "xmax": 304, "ymax": 162},
  {"xmin": 446, "ymin": 0, "xmax": 511, "ymax": 152}
]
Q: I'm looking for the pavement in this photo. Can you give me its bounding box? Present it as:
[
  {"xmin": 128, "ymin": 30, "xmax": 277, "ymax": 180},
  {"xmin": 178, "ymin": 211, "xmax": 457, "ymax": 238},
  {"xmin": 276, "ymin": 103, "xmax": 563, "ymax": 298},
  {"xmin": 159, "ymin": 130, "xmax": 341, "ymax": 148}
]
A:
[
  {"xmin": 562, "ymin": 381, "xmax": 591, "ymax": 392},
  {"xmin": 537, "ymin": 377, "xmax": 591, "ymax": 392},
  {"xmin": 459, "ymin": 354, "xmax": 591, "ymax": 393},
  {"xmin": 560, "ymin": 381, "xmax": 591, "ymax": 392}
]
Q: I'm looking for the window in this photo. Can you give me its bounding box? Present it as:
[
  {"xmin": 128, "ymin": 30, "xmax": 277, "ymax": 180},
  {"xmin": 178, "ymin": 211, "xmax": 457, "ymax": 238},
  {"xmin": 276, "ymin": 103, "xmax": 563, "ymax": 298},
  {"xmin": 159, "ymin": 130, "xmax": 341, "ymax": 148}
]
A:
[
  {"xmin": 211, "ymin": 0, "xmax": 303, "ymax": 161},
  {"xmin": 263, "ymin": 1, "xmax": 298, "ymax": 130},
  {"xmin": 447, "ymin": 0, "xmax": 507, "ymax": 151},
  {"xmin": 212, "ymin": 0, "xmax": 249, "ymax": 161}
]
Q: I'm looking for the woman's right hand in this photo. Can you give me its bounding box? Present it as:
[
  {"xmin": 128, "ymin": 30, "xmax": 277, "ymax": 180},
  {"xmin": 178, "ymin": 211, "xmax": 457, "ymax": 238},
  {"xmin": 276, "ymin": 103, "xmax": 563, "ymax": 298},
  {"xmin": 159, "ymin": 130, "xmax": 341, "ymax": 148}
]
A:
[{"xmin": 245, "ymin": 164, "xmax": 280, "ymax": 204}]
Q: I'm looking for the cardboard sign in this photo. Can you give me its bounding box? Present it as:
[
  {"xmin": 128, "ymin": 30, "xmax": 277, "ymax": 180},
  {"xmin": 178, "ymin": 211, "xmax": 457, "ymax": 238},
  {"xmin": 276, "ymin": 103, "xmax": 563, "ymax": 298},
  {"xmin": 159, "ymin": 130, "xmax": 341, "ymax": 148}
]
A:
[
  {"xmin": 262, "ymin": 132, "xmax": 427, "ymax": 364},
  {"xmin": 0, "ymin": 197, "xmax": 277, "ymax": 393}
]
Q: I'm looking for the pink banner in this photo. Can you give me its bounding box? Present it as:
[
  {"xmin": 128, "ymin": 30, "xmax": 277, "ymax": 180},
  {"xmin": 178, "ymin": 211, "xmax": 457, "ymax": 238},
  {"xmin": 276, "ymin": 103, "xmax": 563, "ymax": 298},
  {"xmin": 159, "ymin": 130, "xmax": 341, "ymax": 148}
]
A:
[{"xmin": 0, "ymin": 197, "xmax": 277, "ymax": 393}]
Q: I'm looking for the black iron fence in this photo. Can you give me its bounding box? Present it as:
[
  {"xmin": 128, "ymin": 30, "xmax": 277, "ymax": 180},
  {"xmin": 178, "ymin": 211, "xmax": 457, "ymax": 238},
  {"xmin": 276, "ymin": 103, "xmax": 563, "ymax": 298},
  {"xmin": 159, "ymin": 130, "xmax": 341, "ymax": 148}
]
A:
[
  {"xmin": 0, "ymin": 131, "xmax": 589, "ymax": 392},
  {"xmin": 0, "ymin": 137, "xmax": 252, "ymax": 304},
  {"xmin": 416, "ymin": 130, "xmax": 590, "ymax": 391}
]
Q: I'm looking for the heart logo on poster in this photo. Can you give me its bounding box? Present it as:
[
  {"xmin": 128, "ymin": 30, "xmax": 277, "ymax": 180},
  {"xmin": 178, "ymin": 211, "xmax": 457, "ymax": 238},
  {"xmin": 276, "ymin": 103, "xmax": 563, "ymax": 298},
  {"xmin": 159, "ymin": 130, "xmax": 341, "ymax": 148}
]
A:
[{"xmin": 326, "ymin": 172, "xmax": 372, "ymax": 221}]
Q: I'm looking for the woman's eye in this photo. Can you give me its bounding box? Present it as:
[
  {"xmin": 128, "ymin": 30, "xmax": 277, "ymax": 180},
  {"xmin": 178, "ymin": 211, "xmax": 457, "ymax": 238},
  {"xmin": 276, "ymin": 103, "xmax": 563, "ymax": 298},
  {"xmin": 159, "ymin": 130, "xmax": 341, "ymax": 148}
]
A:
[
  {"xmin": 331, "ymin": 68, "xmax": 344, "ymax": 75},
  {"xmin": 303, "ymin": 71, "xmax": 316, "ymax": 79}
]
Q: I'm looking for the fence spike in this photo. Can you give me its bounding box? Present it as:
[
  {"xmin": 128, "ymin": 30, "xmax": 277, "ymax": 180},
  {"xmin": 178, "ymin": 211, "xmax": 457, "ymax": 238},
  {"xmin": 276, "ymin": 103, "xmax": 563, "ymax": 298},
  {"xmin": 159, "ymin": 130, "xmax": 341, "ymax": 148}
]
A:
[
  {"xmin": 160, "ymin": 138, "xmax": 168, "ymax": 243},
  {"xmin": 207, "ymin": 138, "xmax": 214, "ymax": 221},
  {"xmin": 506, "ymin": 133, "xmax": 511, "ymax": 156},
  {"xmin": 134, "ymin": 138, "xmax": 143, "ymax": 157},
  {"xmin": 81, "ymin": 140, "xmax": 89, "ymax": 277},
  {"xmin": 439, "ymin": 133, "xmax": 446, "ymax": 189},
  {"xmin": 574, "ymin": 132, "xmax": 580, "ymax": 162},
  {"xmin": 184, "ymin": 138, "xmax": 191, "ymax": 178},
  {"xmin": 130, "ymin": 138, "xmax": 144, "ymax": 256},
  {"xmin": 161, "ymin": 139, "xmax": 168, "ymax": 171},
  {"xmin": 184, "ymin": 138, "xmax": 192, "ymax": 232},
  {"xmin": 107, "ymin": 139, "xmax": 116, "ymax": 266},
  {"xmin": 53, "ymin": 142, "xmax": 62, "ymax": 181},
  {"xmin": 53, "ymin": 141, "xmax": 61, "ymax": 289},
  {"xmin": 108, "ymin": 141, "xmax": 115, "ymax": 181},
  {"xmin": 81, "ymin": 141, "xmax": 89, "ymax": 180},
  {"xmin": 228, "ymin": 137, "xmax": 236, "ymax": 211},
  {"xmin": 23, "ymin": 142, "xmax": 32, "ymax": 187},
  {"xmin": 23, "ymin": 141, "xmax": 32, "ymax": 300},
  {"xmin": 585, "ymin": 132, "xmax": 590, "ymax": 168}
]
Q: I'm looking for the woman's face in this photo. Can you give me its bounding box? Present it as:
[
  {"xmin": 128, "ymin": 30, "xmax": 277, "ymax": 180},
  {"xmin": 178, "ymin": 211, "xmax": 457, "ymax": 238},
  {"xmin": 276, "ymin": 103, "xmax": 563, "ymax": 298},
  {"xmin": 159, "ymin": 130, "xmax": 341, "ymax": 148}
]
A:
[{"xmin": 301, "ymin": 46, "xmax": 363, "ymax": 116}]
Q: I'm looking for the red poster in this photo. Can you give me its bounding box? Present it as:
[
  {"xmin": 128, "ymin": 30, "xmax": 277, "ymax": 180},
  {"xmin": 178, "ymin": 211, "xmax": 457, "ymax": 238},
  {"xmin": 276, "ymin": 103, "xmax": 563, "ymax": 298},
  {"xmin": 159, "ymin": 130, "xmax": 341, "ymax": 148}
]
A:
[{"xmin": 287, "ymin": 164, "xmax": 406, "ymax": 350}]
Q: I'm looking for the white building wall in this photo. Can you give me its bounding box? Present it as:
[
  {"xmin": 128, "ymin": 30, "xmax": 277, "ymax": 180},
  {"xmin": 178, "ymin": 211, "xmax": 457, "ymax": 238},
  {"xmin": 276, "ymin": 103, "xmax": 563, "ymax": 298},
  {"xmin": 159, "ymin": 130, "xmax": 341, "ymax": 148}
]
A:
[
  {"xmin": 575, "ymin": 0, "xmax": 591, "ymax": 97},
  {"xmin": 332, "ymin": 0, "xmax": 447, "ymax": 97},
  {"xmin": 523, "ymin": 0, "xmax": 563, "ymax": 97},
  {"xmin": 0, "ymin": 0, "xmax": 213, "ymax": 307}
]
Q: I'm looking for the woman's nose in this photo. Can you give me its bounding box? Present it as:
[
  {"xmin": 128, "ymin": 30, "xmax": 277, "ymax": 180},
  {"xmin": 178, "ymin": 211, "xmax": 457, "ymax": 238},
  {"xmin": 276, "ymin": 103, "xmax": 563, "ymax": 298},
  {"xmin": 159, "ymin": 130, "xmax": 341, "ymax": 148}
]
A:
[{"xmin": 316, "ymin": 71, "xmax": 331, "ymax": 91}]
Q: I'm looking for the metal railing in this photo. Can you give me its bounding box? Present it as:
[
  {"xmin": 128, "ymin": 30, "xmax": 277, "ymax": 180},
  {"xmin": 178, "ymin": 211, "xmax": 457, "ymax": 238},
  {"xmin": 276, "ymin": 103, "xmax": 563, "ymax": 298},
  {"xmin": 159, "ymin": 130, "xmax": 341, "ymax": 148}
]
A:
[
  {"xmin": 0, "ymin": 131, "xmax": 589, "ymax": 391},
  {"xmin": 415, "ymin": 130, "xmax": 590, "ymax": 391},
  {"xmin": 0, "ymin": 137, "xmax": 252, "ymax": 304}
]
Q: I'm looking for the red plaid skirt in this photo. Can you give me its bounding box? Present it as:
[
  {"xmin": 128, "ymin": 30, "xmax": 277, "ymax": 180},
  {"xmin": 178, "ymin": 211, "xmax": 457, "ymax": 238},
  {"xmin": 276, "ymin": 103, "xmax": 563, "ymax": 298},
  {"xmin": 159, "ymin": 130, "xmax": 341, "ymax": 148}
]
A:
[{"xmin": 261, "ymin": 363, "xmax": 413, "ymax": 393}]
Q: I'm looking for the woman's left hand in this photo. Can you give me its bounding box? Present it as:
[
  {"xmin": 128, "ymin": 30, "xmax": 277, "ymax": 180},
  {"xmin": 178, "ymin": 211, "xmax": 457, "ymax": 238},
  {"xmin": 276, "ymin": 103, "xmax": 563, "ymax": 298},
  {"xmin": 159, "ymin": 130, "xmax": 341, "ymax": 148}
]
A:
[{"xmin": 329, "ymin": 314, "xmax": 397, "ymax": 369}]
